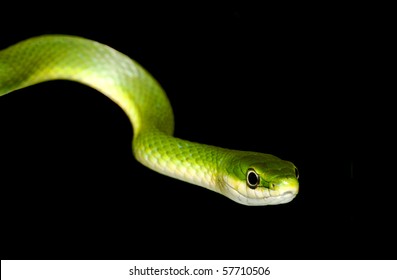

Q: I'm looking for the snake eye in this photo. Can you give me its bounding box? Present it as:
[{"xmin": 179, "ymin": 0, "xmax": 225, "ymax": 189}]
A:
[
  {"xmin": 247, "ymin": 168, "xmax": 260, "ymax": 189},
  {"xmin": 295, "ymin": 167, "xmax": 299, "ymax": 179}
]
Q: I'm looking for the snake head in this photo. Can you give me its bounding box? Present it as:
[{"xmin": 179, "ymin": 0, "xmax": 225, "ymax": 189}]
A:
[{"xmin": 221, "ymin": 152, "xmax": 299, "ymax": 206}]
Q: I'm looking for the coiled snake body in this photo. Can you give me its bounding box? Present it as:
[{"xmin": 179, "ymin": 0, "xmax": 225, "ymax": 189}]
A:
[{"xmin": 0, "ymin": 35, "xmax": 299, "ymax": 205}]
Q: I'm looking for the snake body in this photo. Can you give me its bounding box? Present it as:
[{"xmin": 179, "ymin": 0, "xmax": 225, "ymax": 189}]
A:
[{"xmin": 0, "ymin": 35, "xmax": 299, "ymax": 205}]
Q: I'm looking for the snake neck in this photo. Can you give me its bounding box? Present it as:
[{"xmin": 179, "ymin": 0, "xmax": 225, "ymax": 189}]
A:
[
  {"xmin": 133, "ymin": 127, "xmax": 230, "ymax": 194},
  {"xmin": 0, "ymin": 35, "xmax": 233, "ymax": 198}
]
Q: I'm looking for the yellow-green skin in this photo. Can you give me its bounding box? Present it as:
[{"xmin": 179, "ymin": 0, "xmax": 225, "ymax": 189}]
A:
[{"xmin": 0, "ymin": 35, "xmax": 299, "ymax": 205}]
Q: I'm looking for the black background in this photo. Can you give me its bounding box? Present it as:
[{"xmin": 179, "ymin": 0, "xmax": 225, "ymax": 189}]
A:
[{"xmin": 1, "ymin": 4, "xmax": 395, "ymax": 260}]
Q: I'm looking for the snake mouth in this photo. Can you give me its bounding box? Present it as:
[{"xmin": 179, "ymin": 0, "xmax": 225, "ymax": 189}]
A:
[
  {"xmin": 282, "ymin": 191, "xmax": 294, "ymax": 196},
  {"xmin": 223, "ymin": 182, "xmax": 298, "ymax": 206},
  {"xmin": 278, "ymin": 191, "xmax": 297, "ymax": 203}
]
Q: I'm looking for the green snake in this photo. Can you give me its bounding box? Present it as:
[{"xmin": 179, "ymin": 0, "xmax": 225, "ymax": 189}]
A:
[{"xmin": 0, "ymin": 35, "xmax": 299, "ymax": 206}]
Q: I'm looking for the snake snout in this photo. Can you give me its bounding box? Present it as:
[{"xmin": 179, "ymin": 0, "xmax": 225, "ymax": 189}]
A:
[{"xmin": 273, "ymin": 177, "xmax": 299, "ymax": 196}]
